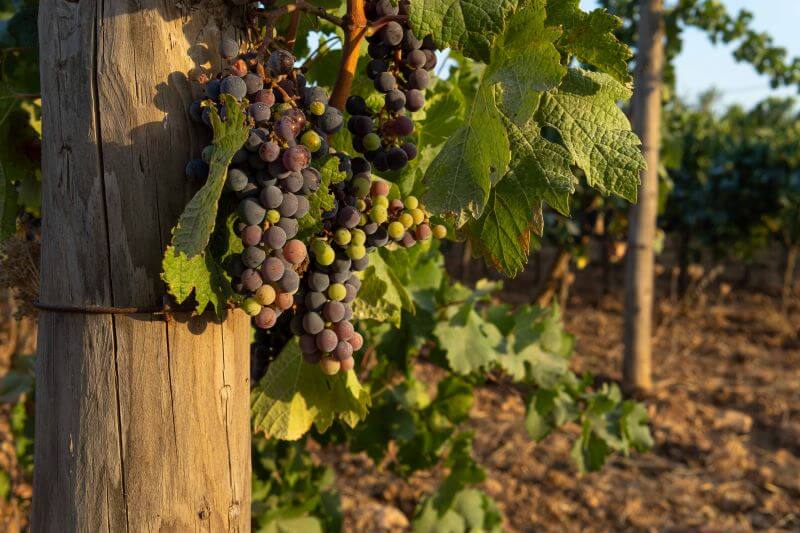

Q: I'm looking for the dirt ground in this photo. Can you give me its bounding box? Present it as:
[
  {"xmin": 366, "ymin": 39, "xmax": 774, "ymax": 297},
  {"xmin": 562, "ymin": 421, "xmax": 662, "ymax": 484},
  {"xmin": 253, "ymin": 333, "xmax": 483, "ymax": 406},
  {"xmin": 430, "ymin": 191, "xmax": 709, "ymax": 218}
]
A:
[{"xmin": 330, "ymin": 289, "xmax": 800, "ymax": 532}]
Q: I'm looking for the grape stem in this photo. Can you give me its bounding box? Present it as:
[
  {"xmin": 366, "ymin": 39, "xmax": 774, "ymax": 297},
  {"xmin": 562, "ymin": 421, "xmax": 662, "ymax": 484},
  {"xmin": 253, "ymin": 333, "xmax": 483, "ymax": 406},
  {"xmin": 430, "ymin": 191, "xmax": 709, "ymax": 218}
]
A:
[
  {"xmin": 329, "ymin": 0, "xmax": 368, "ymax": 110},
  {"xmin": 365, "ymin": 15, "xmax": 409, "ymax": 36}
]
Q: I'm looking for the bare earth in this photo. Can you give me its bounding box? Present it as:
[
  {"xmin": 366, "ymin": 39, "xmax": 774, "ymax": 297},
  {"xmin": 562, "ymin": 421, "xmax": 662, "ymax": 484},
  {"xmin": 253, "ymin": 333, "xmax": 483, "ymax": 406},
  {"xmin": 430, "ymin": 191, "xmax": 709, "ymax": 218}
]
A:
[{"xmin": 328, "ymin": 291, "xmax": 800, "ymax": 532}]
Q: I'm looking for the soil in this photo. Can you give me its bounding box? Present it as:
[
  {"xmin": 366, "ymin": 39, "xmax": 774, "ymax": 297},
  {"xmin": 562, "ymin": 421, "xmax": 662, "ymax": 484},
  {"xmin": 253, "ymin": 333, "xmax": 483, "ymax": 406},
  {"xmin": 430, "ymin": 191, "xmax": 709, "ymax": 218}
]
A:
[{"xmin": 328, "ymin": 290, "xmax": 800, "ymax": 532}]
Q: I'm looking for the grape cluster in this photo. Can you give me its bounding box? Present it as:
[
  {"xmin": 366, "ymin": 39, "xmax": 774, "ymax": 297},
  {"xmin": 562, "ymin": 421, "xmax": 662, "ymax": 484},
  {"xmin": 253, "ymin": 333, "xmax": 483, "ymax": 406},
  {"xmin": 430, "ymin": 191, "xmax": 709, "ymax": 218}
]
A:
[
  {"xmin": 290, "ymin": 156, "xmax": 447, "ymax": 374},
  {"xmin": 186, "ymin": 39, "xmax": 446, "ymax": 375},
  {"xmin": 345, "ymin": 0, "xmax": 438, "ymax": 172},
  {"xmin": 187, "ymin": 42, "xmax": 344, "ymax": 332}
]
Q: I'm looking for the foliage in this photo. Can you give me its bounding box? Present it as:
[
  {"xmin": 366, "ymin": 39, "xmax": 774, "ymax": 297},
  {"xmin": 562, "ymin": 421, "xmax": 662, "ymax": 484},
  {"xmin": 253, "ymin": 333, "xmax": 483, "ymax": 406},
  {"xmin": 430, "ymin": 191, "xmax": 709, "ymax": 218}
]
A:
[
  {"xmin": 599, "ymin": 0, "xmax": 800, "ymax": 91},
  {"xmin": 662, "ymin": 96, "xmax": 800, "ymax": 261},
  {"xmin": 0, "ymin": 0, "xmax": 41, "ymax": 240}
]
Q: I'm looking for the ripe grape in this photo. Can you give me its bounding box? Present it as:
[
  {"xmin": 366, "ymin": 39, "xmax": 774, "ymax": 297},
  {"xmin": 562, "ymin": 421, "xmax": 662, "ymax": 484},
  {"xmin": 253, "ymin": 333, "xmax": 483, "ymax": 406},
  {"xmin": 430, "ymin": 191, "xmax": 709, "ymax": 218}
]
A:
[
  {"xmin": 261, "ymin": 257, "xmax": 285, "ymax": 282},
  {"xmin": 283, "ymin": 145, "xmax": 311, "ymax": 172},
  {"xmin": 303, "ymin": 312, "xmax": 325, "ymax": 335},
  {"xmin": 265, "ymin": 226, "xmax": 287, "ymax": 249},
  {"xmin": 241, "ymin": 269, "xmax": 263, "ymax": 291},
  {"xmin": 261, "ymin": 185, "xmax": 283, "ymax": 209},
  {"xmin": 220, "ymin": 75, "xmax": 247, "ymax": 100},
  {"xmin": 382, "ymin": 21, "xmax": 404, "ymax": 46},
  {"xmin": 277, "ymin": 269, "xmax": 300, "ymax": 294},
  {"xmin": 333, "ymin": 340, "xmax": 353, "ymax": 361},
  {"xmin": 283, "ymin": 240, "xmax": 307, "ymax": 264},
  {"xmin": 254, "ymin": 307, "xmax": 277, "ymax": 329}
]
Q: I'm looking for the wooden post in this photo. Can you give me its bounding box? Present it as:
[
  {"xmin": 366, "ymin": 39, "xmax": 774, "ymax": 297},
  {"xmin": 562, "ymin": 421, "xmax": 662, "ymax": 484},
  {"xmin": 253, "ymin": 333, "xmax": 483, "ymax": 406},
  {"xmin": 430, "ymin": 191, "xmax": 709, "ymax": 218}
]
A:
[
  {"xmin": 623, "ymin": 0, "xmax": 665, "ymax": 393},
  {"xmin": 33, "ymin": 1, "xmax": 251, "ymax": 530}
]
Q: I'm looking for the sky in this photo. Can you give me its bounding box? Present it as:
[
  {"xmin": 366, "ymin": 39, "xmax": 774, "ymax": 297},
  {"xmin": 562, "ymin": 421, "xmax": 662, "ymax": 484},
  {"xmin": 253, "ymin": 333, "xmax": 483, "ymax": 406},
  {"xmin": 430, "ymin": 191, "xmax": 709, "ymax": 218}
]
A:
[{"xmin": 581, "ymin": 0, "xmax": 800, "ymax": 109}]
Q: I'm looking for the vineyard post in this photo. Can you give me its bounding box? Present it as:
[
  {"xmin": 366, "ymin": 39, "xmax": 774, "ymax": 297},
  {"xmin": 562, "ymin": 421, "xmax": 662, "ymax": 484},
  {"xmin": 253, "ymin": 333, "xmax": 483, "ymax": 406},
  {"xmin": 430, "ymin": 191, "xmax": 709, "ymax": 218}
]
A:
[
  {"xmin": 623, "ymin": 0, "xmax": 665, "ymax": 393},
  {"xmin": 32, "ymin": 1, "xmax": 251, "ymax": 530}
]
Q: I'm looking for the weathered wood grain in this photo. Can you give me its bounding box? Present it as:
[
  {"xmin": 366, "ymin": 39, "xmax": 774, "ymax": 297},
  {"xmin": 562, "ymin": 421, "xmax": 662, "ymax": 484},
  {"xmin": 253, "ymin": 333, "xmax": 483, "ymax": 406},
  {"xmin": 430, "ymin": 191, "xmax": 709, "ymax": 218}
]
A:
[{"xmin": 34, "ymin": 1, "xmax": 251, "ymax": 530}]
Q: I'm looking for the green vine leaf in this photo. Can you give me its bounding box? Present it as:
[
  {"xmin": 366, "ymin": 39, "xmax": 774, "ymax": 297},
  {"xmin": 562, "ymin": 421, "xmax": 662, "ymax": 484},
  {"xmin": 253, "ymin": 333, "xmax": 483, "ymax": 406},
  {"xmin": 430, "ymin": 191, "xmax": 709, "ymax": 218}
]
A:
[
  {"xmin": 251, "ymin": 339, "xmax": 371, "ymax": 441},
  {"xmin": 537, "ymin": 69, "xmax": 644, "ymax": 203},
  {"xmin": 433, "ymin": 302, "xmax": 503, "ymax": 374},
  {"xmin": 298, "ymin": 156, "xmax": 348, "ymax": 239},
  {"xmin": 352, "ymin": 251, "xmax": 414, "ymax": 327},
  {"xmin": 413, "ymin": 488, "xmax": 503, "ymax": 533},
  {"xmin": 546, "ymin": 0, "xmax": 633, "ymax": 86},
  {"xmin": 408, "ymin": 0, "xmax": 516, "ymax": 63},
  {"xmin": 169, "ymin": 94, "xmax": 250, "ymax": 258}
]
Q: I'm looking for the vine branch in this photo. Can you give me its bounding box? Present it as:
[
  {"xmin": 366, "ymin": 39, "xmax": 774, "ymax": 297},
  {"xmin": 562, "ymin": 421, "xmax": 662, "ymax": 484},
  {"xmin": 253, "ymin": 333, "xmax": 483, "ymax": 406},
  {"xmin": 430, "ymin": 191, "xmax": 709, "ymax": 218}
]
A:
[
  {"xmin": 329, "ymin": 0, "xmax": 368, "ymax": 110},
  {"xmin": 263, "ymin": 1, "xmax": 344, "ymax": 30}
]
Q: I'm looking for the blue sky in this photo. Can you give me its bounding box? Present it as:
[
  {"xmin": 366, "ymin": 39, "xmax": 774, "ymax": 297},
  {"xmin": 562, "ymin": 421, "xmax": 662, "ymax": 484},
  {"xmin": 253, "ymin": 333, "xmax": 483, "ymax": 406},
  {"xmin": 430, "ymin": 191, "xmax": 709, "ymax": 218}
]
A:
[{"xmin": 581, "ymin": 0, "xmax": 800, "ymax": 109}]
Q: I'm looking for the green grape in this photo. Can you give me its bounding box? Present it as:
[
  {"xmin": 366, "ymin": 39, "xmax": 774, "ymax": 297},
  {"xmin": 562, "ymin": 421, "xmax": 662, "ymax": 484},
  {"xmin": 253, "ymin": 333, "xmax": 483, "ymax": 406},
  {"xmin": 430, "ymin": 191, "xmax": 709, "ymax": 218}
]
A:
[
  {"xmin": 352, "ymin": 176, "xmax": 371, "ymax": 198},
  {"xmin": 242, "ymin": 298, "xmax": 262, "ymax": 317},
  {"xmin": 267, "ymin": 209, "xmax": 281, "ymax": 224},
  {"xmin": 433, "ymin": 225, "xmax": 448, "ymax": 239},
  {"xmin": 388, "ymin": 221, "xmax": 405, "ymax": 240},
  {"xmin": 328, "ymin": 283, "xmax": 347, "ymax": 301},
  {"xmin": 370, "ymin": 205, "xmax": 388, "ymax": 224},
  {"xmin": 316, "ymin": 244, "xmax": 335, "ymax": 266},
  {"xmin": 398, "ymin": 212, "xmax": 414, "ymax": 229},
  {"xmin": 312, "ymin": 238, "xmax": 328, "ymax": 256},
  {"xmin": 356, "ymin": 199, "xmax": 367, "ymax": 211},
  {"xmin": 363, "ymin": 132, "xmax": 382, "ymax": 151},
  {"xmin": 351, "ymin": 229, "xmax": 366, "ymax": 246},
  {"xmin": 347, "ymin": 244, "xmax": 367, "ymax": 260},
  {"xmin": 410, "ymin": 208, "xmax": 425, "ymax": 225},
  {"xmin": 309, "ymin": 101, "xmax": 326, "ymax": 116},
  {"xmin": 320, "ymin": 357, "xmax": 341, "ymax": 375},
  {"xmin": 255, "ymin": 284, "xmax": 276, "ymax": 305},
  {"xmin": 373, "ymin": 195, "xmax": 389, "ymax": 208},
  {"xmin": 405, "ymin": 196, "xmax": 419, "ymax": 210},
  {"xmin": 335, "ymin": 228, "xmax": 352, "ymax": 246},
  {"xmin": 301, "ymin": 130, "xmax": 322, "ymax": 152}
]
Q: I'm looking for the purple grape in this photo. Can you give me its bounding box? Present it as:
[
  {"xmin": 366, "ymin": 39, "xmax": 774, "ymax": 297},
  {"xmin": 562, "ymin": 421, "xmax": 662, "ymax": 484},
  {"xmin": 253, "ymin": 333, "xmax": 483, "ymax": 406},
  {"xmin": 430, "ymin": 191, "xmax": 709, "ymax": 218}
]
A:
[
  {"xmin": 381, "ymin": 21, "xmax": 404, "ymax": 46},
  {"xmin": 406, "ymin": 49, "xmax": 427, "ymax": 69},
  {"xmin": 239, "ymin": 198, "xmax": 266, "ymax": 225},
  {"xmin": 348, "ymin": 116, "xmax": 375, "ymax": 136},
  {"xmin": 220, "ymin": 75, "xmax": 247, "ymax": 100},
  {"xmin": 333, "ymin": 320, "xmax": 354, "ymax": 341},
  {"xmin": 338, "ymin": 206, "xmax": 360, "ymax": 229},
  {"xmin": 334, "ymin": 341, "xmax": 354, "ymax": 361},
  {"xmin": 303, "ymin": 312, "xmax": 325, "ymax": 335},
  {"xmin": 277, "ymin": 269, "xmax": 300, "ymax": 294},
  {"xmin": 249, "ymin": 102, "xmax": 271, "ymax": 125},
  {"xmin": 242, "ymin": 246, "xmax": 266, "ymax": 269},
  {"xmin": 385, "ymin": 89, "xmax": 406, "ymax": 112},
  {"xmin": 316, "ymin": 329, "xmax": 339, "ymax": 353},
  {"xmin": 278, "ymin": 192, "xmax": 299, "ymax": 217},
  {"xmin": 375, "ymin": 72, "xmax": 397, "ymax": 93},
  {"xmin": 305, "ymin": 291, "xmax": 327, "ymax": 311},
  {"xmin": 323, "ymin": 301, "xmax": 346, "ymax": 323},
  {"xmin": 408, "ymin": 69, "xmax": 429, "ymax": 90},
  {"xmin": 260, "ymin": 185, "xmax": 283, "ymax": 209},
  {"xmin": 259, "ymin": 141, "xmax": 280, "ymax": 163},
  {"xmin": 241, "ymin": 268, "xmax": 263, "ymax": 291},
  {"xmin": 299, "ymin": 334, "xmax": 318, "ymax": 355},
  {"xmin": 243, "ymin": 73, "xmax": 264, "ymax": 95},
  {"xmin": 241, "ymin": 225, "xmax": 263, "ymax": 247},
  {"xmin": 277, "ymin": 217, "xmax": 299, "ymax": 239},
  {"xmin": 261, "ymin": 256, "xmax": 285, "ymax": 282},
  {"xmin": 265, "ymin": 226, "xmax": 287, "ymax": 249},
  {"xmin": 283, "ymin": 146, "xmax": 311, "ymax": 172}
]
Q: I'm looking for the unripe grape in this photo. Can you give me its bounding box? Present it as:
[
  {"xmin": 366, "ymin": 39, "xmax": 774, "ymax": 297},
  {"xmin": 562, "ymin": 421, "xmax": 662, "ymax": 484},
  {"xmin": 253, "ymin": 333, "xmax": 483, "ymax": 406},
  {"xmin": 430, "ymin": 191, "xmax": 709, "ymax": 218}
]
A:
[
  {"xmin": 347, "ymin": 245, "xmax": 366, "ymax": 260},
  {"xmin": 398, "ymin": 212, "xmax": 414, "ymax": 229},
  {"xmin": 411, "ymin": 208, "xmax": 425, "ymax": 225},
  {"xmin": 309, "ymin": 101, "xmax": 326, "ymax": 116},
  {"xmin": 242, "ymin": 298, "xmax": 262, "ymax": 317},
  {"xmin": 328, "ymin": 283, "xmax": 347, "ymax": 301},
  {"xmin": 373, "ymin": 195, "xmax": 389, "ymax": 208},
  {"xmin": 301, "ymin": 130, "xmax": 322, "ymax": 152},
  {"xmin": 433, "ymin": 225, "xmax": 448, "ymax": 239},
  {"xmin": 370, "ymin": 205, "xmax": 388, "ymax": 224},
  {"xmin": 335, "ymin": 228, "xmax": 352, "ymax": 246},
  {"xmin": 388, "ymin": 221, "xmax": 405, "ymax": 240},
  {"xmin": 351, "ymin": 229, "xmax": 366, "ymax": 246},
  {"xmin": 405, "ymin": 196, "xmax": 419, "ymax": 210},
  {"xmin": 340, "ymin": 356, "xmax": 355, "ymax": 372},
  {"xmin": 351, "ymin": 175, "xmax": 372, "ymax": 198},
  {"xmin": 363, "ymin": 132, "xmax": 382, "ymax": 152},
  {"xmin": 266, "ymin": 209, "xmax": 281, "ymax": 224},
  {"xmin": 313, "ymin": 241, "xmax": 335, "ymax": 266},
  {"xmin": 320, "ymin": 357, "xmax": 341, "ymax": 375},
  {"xmin": 255, "ymin": 284, "xmax": 276, "ymax": 305}
]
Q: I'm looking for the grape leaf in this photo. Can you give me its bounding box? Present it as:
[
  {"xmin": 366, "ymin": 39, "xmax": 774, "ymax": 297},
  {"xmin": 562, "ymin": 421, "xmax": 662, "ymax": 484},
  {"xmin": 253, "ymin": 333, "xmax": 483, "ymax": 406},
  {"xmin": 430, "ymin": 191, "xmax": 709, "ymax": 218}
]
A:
[
  {"xmin": 413, "ymin": 489, "xmax": 502, "ymax": 533},
  {"xmin": 468, "ymin": 130, "xmax": 573, "ymax": 276},
  {"xmin": 298, "ymin": 156, "xmax": 348, "ymax": 239},
  {"xmin": 251, "ymin": 339, "xmax": 371, "ymax": 441},
  {"xmin": 546, "ymin": 0, "xmax": 633, "ymax": 86},
  {"xmin": 433, "ymin": 302, "xmax": 503, "ymax": 374},
  {"xmin": 408, "ymin": 0, "xmax": 515, "ymax": 63},
  {"xmin": 352, "ymin": 251, "xmax": 414, "ymax": 327},
  {"xmin": 422, "ymin": 0, "xmax": 566, "ymax": 228},
  {"xmin": 169, "ymin": 94, "xmax": 250, "ymax": 258},
  {"xmin": 537, "ymin": 68, "xmax": 644, "ymax": 203},
  {"xmin": 422, "ymin": 83, "xmax": 509, "ymax": 226},
  {"xmin": 161, "ymin": 247, "xmax": 232, "ymax": 316}
]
